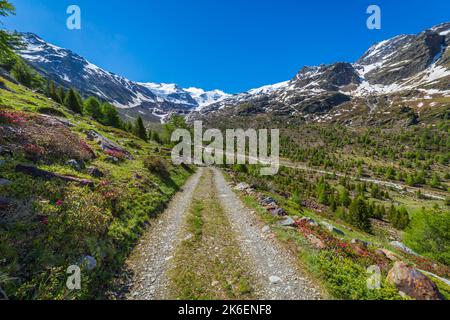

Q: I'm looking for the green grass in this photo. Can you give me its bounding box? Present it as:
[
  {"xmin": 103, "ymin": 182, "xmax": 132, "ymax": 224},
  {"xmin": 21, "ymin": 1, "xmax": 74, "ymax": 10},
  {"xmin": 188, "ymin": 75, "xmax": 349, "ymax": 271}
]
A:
[{"xmin": 0, "ymin": 76, "xmax": 194, "ymax": 299}]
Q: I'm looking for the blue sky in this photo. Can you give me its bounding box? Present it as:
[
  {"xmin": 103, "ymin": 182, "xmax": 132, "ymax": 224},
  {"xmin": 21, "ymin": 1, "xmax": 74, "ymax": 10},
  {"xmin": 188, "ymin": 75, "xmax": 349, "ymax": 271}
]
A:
[{"xmin": 3, "ymin": 0, "xmax": 450, "ymax": 93}]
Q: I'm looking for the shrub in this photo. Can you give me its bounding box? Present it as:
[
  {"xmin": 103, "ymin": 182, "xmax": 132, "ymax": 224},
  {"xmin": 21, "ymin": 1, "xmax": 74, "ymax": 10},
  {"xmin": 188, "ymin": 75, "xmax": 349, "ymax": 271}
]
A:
[
  {"xmin": 143, "ymin": 155, "xmax": 168, "ymax": 176},
  {"xmin": 404, "ymin": 208, "xmax": 450, "ymax": 266},
  {"xmin": 36, "ymin": 106, "xmax": 66, "ymax": 118}
]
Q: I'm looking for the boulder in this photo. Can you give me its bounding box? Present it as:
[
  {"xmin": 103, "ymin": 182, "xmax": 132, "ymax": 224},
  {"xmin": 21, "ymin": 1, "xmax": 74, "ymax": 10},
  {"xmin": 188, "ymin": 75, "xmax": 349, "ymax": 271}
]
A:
[
  {"xmin": 269, "ymin": 207, "xmax": 286, "ymax": 216},
  {"xmin": 234, "ymin": 182, "xmax": 251, "ymax": 192},
  {"xmin": 390, "ymin": 241, "xmax": 418, "ymax": 256},
  {"xmin": 67, "ymin": 159, "xmax": 82, "ymax": 171},
  {"xmin": 261, "ymin": 197, "xmax": 277, "ymax": 206},
  {"xmin": 279, "ymin": 216, "xmax": 296, "ymax": 227},
  {"xmin": 386, "ymin": 262, "xmax": 443, "ymax": 300},
  {"xmin": 0, "ymin": 197, "xmax": 15, "ymax": 210},
  {"xmin": 307, "ymin": 234, "xmax": 326, "ymax": 249},
  {"xmin": 81, "ymin": 255, "xmax": 97, "ymax": 271},
  {"xmin": 0, "ymin": 178, "xmax": 12, "ymax": 186},
  {"xmin": 299, "ymin": 217, "xmax": 319, "ymax": 227},
  {"xmin": 106, "ymin": 156, "xmax": 119, "ymax": 164},
  {"xmin": 87, "ymin": 166, "xmax": 104, "ymax": 178},
  {"xmin": 351, "ymin": 239, "xmax": 369, "ymax": 248},
  {"xmin": 86, "ymin": 130, "xmax": 131, "ymax": 159},
  {"xmin": 377, "ymin": 248, "xmax": 399, "ymax": 261},
  {"xmin": 321, "ymin": 221, "xmax": 345, "ymax": 236}
]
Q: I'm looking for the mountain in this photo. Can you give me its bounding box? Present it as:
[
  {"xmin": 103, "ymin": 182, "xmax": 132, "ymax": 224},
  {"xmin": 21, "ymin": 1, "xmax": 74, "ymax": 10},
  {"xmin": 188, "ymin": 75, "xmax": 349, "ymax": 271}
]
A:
[
  {"xmin": 193, "ymin": 22, "xmax": 450, "ymax": 126},
  {"xmin": 17, "ymin": 33, "xmax": 229, "ymax": 123}
]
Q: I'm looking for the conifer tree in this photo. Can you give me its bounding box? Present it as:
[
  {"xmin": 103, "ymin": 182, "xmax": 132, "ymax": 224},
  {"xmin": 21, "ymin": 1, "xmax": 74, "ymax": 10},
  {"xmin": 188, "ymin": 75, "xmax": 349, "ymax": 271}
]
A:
[
  {"xmin": 134, "ymin": 116, "xmax": 147, "ymax": 141},
  {"xmin": 64, "ymin": 88, "xmax": 83, "ymax": 114}
]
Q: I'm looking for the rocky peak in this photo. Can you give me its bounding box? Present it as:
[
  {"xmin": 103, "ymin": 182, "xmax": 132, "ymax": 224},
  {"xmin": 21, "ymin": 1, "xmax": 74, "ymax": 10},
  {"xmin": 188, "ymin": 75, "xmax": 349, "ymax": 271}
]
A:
[{"xmin": 292, "ymin": 62, "xmax": 361, "ymax": 91}]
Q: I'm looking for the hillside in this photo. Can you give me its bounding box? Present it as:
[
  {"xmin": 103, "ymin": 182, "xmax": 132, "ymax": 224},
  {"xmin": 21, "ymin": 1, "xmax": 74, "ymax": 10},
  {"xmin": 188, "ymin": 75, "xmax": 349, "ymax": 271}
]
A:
[{"xmin": 0, "ymin": 75, "xmax": 193, "ymax": 299}]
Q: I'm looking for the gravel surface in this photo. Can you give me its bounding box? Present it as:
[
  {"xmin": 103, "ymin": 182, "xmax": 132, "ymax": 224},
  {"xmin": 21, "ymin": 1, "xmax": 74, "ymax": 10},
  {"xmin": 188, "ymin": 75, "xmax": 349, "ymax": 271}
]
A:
[
  {"xmin": 125, "ymin": 168, "xmax": 204, "ymax": 300},
  {"xmin": 124, "ymin": 166, "xmax": 321, "ymax": 300},
  {"xmin": 212, "ymin": 167, "xmax": 322, "ymax": 300}
]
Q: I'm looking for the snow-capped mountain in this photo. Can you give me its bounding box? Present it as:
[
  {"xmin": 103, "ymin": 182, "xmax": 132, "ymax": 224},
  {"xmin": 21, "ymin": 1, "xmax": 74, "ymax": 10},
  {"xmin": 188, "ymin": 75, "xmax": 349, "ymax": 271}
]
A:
[
  {"xmin": 17, "ymin": 33, "xmax": 228, "ymax": 122},
  {"xmin": 194, "ymin": 22, "xmax": 450, "ymax": 124}
]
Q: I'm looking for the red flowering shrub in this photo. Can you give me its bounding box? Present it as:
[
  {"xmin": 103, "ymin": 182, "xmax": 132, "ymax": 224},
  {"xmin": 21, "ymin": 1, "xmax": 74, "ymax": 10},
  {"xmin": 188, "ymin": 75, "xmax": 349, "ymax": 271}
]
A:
[
  {"xmin": 0, "ymin": 110, "xmax": 28, "ymax": 125},
  {"xmin": 0, "ymin": 110, "xmax": 95, "ymax": 162},
  {"xmin": 24, "ymin": 144, "xmax": 45, "ymax": 161},
  {"xmin": 295, "ymin": 219, "xmax": 390, "ymax": 270},
  {"xmin": 105, "ymin": 149, "xmax": 126, "ymax": 160}
]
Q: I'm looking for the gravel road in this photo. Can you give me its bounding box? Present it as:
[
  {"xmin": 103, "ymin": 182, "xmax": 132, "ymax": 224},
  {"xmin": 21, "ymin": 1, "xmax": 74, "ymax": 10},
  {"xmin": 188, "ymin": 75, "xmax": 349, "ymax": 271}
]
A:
[
  {"xmin": 124, "ymin": 168, "xmax": 204, "ymax": 300},
  {"xmin": 124, "ymin": 167, "xmax": 321, "ymax": 300},
  {"xmin": 212, "ymin": 167, "xmax": 321, "ymax": 300}
]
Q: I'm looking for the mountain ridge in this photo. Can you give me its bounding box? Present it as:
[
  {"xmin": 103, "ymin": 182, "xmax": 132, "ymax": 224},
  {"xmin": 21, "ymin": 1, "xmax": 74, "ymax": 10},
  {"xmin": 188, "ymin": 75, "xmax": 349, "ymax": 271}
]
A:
[{"xmin": 16, "ymin": 22, "xmax": 450, "ymax": 125}]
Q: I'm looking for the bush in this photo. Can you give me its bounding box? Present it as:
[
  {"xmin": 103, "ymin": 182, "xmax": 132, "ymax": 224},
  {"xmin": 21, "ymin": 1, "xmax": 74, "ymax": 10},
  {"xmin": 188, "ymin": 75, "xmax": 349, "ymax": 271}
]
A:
[
  {"xmin": 404, "ymin": 208, "xmax": 450, "ymax": 266},
  {"xmin": 143, "ymin": 155, "xmax": 168, "ymax": 176},
  {"xmin": 36, "ymin": 106, "xmax": 66, "ymax": 118}
]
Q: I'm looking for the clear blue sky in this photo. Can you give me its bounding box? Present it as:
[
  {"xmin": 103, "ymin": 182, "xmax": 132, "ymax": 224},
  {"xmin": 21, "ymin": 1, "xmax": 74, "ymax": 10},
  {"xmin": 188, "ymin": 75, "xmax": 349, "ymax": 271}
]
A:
[{"xmin": 4, "ymin": 0, "xmax": 450, "ymax": 93}]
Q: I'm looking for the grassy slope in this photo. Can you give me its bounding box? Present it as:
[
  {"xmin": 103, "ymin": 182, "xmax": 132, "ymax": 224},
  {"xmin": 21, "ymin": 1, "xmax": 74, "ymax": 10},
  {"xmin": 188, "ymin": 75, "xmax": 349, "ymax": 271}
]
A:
[
  {"xmin": 226, "ymin": 169, "xmax": 450, "ymax": 300},
  {"xmin": 0, "ymin": 76, "xmax": 193, "ymax": 299}
]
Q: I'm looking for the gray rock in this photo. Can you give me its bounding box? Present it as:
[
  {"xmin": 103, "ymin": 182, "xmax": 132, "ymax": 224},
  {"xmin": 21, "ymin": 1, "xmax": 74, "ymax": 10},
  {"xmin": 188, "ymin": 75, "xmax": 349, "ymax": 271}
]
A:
[
  {"xmin": 87, "ymin": 166, "xmax": 104, "ymax": 178},
  {"xmin": 279, "ymin": 216, "xmax": 296, "ymax": 227},
  {"xmin": 351, "ymin": 238, "xmax": 370, "ymax": 248},
  {"xmin": 234, "ymin": 182, "xmax": 250, "ymax": 192},
  {"xmin": 86, "ymin": 130, "xmax": 132, "ymax": 159},
  {"xmin": 0, "ymin": 178, "xmax": 12, "ymax": 186},
  {"xmin": 269, "ymin": 207, "xmax": 286, "ymax": 216},
  {"xmin": 299, "ymin": 217, "xmax": 318, "ymax": 227},
  {"xmin": 81, "ymin": 255, "xmax": 97, "ymax": 271},
  {"xmin": 321, "ymin": 221, "xmax": 345, "ymax": 236},
  {"xmin": 269, "ymin": 276, "xmax": 282, "ymax": 284},
  {"xmin": 261, "ymin": 197, "xmax": 277, "ymax": 206},
  {"xmin": 106, "ymin": 156, "xmax": 119, "ymax": 164},
  {"xmin": 67, "ymin": 159, "xmax": 81, "ymax": 171},
  {"xmin": 390, "ymin": 241, "xmax": 418, "ymax": 255}
]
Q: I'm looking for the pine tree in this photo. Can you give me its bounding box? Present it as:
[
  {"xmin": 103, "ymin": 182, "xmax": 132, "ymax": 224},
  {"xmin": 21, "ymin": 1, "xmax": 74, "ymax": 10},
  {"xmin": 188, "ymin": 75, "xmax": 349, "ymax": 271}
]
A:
[
  {"xmin": 57, "ymin": 86, "xmax": 66, "ymax": 104},
  {"xmin": 48, "ymin": 80, "xmax": 59, "ymax": 102},
  {"xmin": 102, "ymin": 103, "xmax": 121, "ymax": 128},
  {"xmin": 84, "ymin": 96, "xmax": 103, "ymax": 120},
  {"xmin": 64, "ymin": 88, "xmax": 83, "ymax": 114},
  {"xmin": 134, "ymin": 116, "xmax": 147, "ymax": 141},
  {"xmin": 348, "ymin": 196, "xmax": 372, "ymax": 232}
]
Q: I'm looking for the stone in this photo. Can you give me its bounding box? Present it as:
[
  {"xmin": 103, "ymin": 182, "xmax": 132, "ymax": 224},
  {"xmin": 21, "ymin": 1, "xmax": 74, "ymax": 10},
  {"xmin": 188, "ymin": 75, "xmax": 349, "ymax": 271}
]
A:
[
  {"xmin": 86, "ymin": 130, "xmax": 132, "ymax": 159},
  {"xmin": 81, "ymin": 255, "xmax": 97, "ymax": 271},
  {"xmin": 390, "ymin": 241, "xmax": 417, "ymax": 255},
  {"xmin": 234, "ymin": 182, "xmax": 250, "ymax": 192},
  {"xmin": 106, "ymin": 156, "xmax": 119, "ymax": 164},
  {"xmin": 67, "ymin": 159, "xmax": 81, "ymax": 171},
  {"xmin": 378, "ymin": 248, "xmax": 399, "ymax": 261},
  {"xmin": 269, "ymin": 207, "xmax": 286, "ymax": 216},
  {"xmin": 299, "ymin": 217, "xmax": 318, "ymax": 227},
  {"xmin": 261, "ymin": 197, "xmax": 277, "ymax": 206},
  {"xmin": 87, "ymin": 166, "xmax": 104, "ymax": 178},
  {"xmin": 307, "ymin": 234, "xmax": 326, "ymax": 249},
  {"xmin": 351, "ymin": 238, "xmax": 369, "ymax": 248},
  {"xmin": 0, "ymin": 178, "xmax": 12, "ymax": 186},
  {"xmin": 262, "ymin": 225, "xmax": 270, "ymax": 233},
  {"xmin": 321, "ymin": 221, "xmax": 345, "ymax": 236},
  {"xmin": 279, "ymin": 216, "xmax": 296, "ymax": 227},
  {"xmin": 386, "ymin": 262, "xmax": 443, "ymax": 300},
  {"xmin": 269, "ymin": 276, "xmax": 282, "ymax": 284},
  {"xmin": 0, "ymin": 197, "xmax": 15, "ymax": 210}
]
